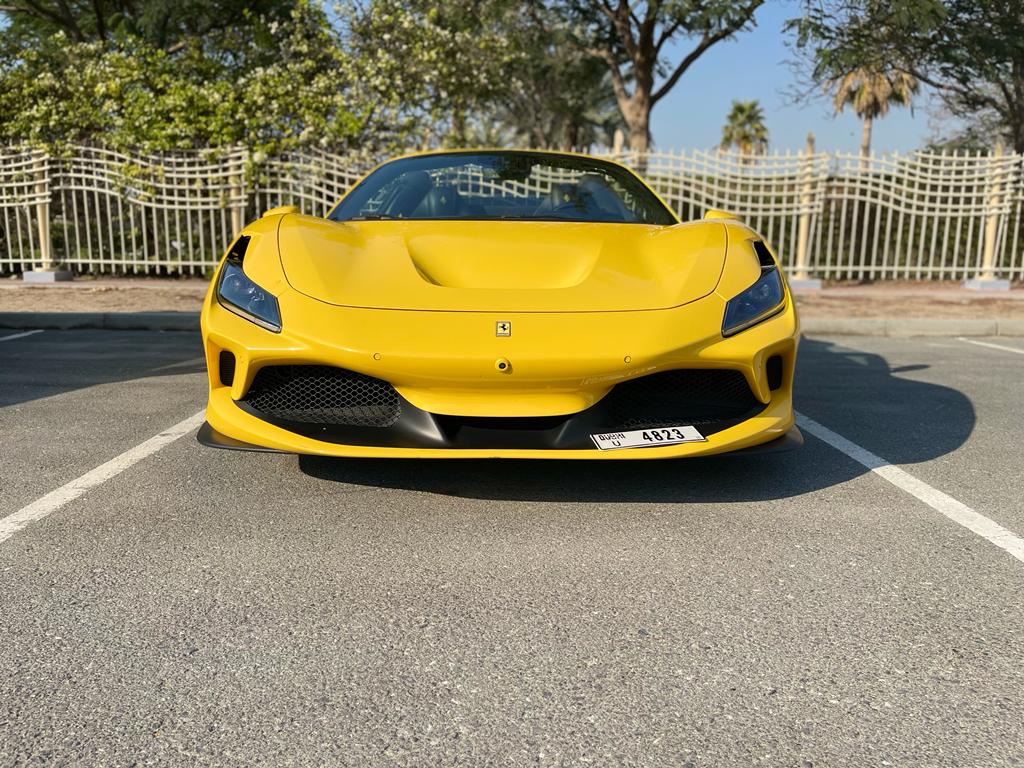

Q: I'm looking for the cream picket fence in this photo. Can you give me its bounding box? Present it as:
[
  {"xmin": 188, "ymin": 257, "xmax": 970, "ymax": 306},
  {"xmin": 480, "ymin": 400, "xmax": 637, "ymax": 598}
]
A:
[{"xmin": 1, "ymin": 144, "xmax": 1021, "ymax": 280}]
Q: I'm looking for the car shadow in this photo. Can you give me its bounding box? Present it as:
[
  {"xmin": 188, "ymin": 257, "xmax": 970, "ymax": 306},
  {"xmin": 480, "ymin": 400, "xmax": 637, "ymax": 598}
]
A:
[
  {"xmin": 297, "ymin": 337, "xmax": 975, "ymax": 502},
  {"xmin": 0, "ymin": 329, "xmax": 206, "ymax": 409}
]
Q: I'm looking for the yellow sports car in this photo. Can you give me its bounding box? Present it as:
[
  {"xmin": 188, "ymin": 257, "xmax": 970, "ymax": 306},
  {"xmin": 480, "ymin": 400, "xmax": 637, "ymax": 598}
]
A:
[{"xmin": 199, "ymin": 149, "xmax": 800, "ymax": 458}]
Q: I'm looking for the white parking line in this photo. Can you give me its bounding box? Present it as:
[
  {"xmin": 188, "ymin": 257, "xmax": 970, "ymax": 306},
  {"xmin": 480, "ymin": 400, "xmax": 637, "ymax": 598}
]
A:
[
  {"xmin": 0, "ymin": 411, "xmax": 205, "ymax": 546},
  {"xmin": 796, "ymin": 412, "xmax": 1024, "ymax": 564},
  {"xmin": 0, "ymin": 329, "xmax": 44, "ymax": 342},
  {"xmin": 4, "ymin": 403, "xmax": 1021, "ymax": 566},
  {"xmin": 957, "ymin": 337, "xmax": 1024, "ymax": 356}
]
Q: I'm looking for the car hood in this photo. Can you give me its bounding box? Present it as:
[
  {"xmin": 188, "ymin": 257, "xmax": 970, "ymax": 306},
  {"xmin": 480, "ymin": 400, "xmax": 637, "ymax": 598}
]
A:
[{"xmin": 277, "ymin": 215, "xmax": 727, "ymax": 313}]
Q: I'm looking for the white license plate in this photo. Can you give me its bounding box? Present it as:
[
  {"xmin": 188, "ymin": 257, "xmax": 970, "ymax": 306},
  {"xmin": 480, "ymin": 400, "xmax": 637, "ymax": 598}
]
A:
[{"xmin": 590, "ymin": 425, "xmax": 706, "ymax": 451}]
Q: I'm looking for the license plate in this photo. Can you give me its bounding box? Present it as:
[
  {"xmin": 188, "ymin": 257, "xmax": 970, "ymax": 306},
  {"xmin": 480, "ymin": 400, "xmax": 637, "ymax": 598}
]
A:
[{"xmin": 590, "ymin": 425, "xmax": 706, "ymax": 451}]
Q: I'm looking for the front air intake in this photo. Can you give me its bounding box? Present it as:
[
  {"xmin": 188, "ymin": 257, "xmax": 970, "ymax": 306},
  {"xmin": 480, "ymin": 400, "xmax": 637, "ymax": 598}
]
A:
[
  {"xmin": 241, "ymin": 365, "xmax": 401, "ymax": 427},
  {"xmin": 604, "ymin": 369, "xmax": 759, "ymax": 432}
]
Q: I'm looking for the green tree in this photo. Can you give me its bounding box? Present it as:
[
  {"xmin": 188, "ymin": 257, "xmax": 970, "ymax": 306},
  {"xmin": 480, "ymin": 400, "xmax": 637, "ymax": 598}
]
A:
[
  {"xmin": 0, "ymin": 0, "xmax": 293, "ymax": 51},
  {"xmin": 720, "ymin": 99, "xmax": 768, "ymax": 156},
  {"xmin": 830, "ymin": 66, "xmax": 918, "ymax": 157},
  {"xmin": 790, "ymin": 0, "xmax": 1024, "ymax": 152},
  {"xmin": 343, "ymin": 0, "xmax": 522, "ymax": 148},
  {"xmin": 490, "ymin": 7, "xmax": 625, "ymax": 150},
  {"xmin": 347, "ymin": 0, "xmax": 624, "ymax": 152},
  {"xmin": 0, "ymin": 2, "xmax": 390, "ymax": 153},
  {"xmin": 552, "ymin": 0, "xmax": 763, "ymax": 155}
]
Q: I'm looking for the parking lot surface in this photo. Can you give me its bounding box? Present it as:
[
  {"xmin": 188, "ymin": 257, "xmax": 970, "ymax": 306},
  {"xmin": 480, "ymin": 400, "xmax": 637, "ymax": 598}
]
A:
[{"xmin": 1, "ymin": 329, "xmax": 1023, "ymax": 766}]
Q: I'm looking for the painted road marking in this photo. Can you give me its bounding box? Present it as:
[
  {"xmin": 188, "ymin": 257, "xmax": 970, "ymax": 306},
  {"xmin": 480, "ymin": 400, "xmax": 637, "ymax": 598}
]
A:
[
  {"xmin": 796, "ymin": 412, "xmax": 1024, "ymax": 564},
  {"xmin": 0, "ymin": 411, "xmax": 205, "ymax": 546},
  {"xmin": 0, "ymin": 329, "xmax": 44, "ymax": 342},
  {"xmin": 3, "ymin": 401, "xmax": 1021, "ymax": 566},
  {"xmin": 957, "ymin": 337, "xmax": 1024, "ymax": 356}
]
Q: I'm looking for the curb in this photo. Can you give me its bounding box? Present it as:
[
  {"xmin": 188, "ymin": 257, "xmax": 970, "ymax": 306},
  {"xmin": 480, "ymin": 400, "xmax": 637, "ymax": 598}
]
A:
[
  {"xmin": 0, "ymin": 311, "xmax": 199, "ymax": 332},
  {"xmin": 1, "ymin": 312, "xmax": 1022, "ymax": 336},
  {"xmin": 800, "ymin": 317, "xmax": 1024, "ymax": 337}
]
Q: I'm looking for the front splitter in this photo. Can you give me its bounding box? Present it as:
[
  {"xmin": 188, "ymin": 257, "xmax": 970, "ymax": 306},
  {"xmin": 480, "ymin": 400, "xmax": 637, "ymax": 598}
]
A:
[{"xmin": 196, "ymin": 420, "xmax": 803, "ymax": 458}]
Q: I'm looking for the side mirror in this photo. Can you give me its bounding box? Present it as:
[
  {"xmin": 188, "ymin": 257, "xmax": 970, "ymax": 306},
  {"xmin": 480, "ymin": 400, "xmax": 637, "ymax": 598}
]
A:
[
  {"xmin": 703, "ymin": 208, "xmax": 740, "ymax": 221},
  {"xmin": 262, "ymin": 205, "xmax": 300, "ymax": 218}
]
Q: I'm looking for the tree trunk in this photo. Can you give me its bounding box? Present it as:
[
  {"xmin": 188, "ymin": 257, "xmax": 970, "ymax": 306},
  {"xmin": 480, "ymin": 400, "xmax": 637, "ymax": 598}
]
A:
[
  {"xmin": 628, "ymin": 120, "xmax": 650, "ymax": 153},
  {"xmin": 586, "ymin": 0, "xmax": 761, "ymax": 176},
  {"xmin": 564, "ymin": 121, "xmax": 580, "ymax": 152},
  {"xmin": 625, "ymin": 100, "xmax": 651, "ymax": 173},
  {"xmin": 860, "ymin": 115, "xmax": 873, "ymax": 158},
  {"xmin": 451, "ymin": 108, "xmax": 467, "ymax": 148},
  {"xmin": 1011, "ymin": 110, "xmax": 1024, "ymax": 154}
]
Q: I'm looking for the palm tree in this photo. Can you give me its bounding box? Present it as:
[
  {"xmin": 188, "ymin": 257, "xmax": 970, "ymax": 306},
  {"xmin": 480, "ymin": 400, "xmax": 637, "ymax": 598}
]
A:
[
  {"xmin": 830, "ymin": 67, "xmax": 918, "ymax": 157},
  {"xmin": 720, "ymin": 100, "xmax": 769, "ymax": 156}
]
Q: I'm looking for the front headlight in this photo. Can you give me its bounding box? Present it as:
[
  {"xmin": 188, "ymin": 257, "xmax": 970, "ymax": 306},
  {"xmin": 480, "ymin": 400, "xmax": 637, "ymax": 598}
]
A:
[
  {"xmin": 216, "ymin": 237, "xmax": 282, "ymax": 332},
  {"xmin": 722, "ymin": 264, "xmax": 785, "ymax": 337}
]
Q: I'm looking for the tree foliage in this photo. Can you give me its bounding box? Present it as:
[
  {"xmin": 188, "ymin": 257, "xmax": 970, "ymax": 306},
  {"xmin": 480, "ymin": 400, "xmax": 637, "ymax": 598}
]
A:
[
  {"xmin": 342, "ymin": 0, "xmax": 523, "ymax": 148},
  {"xmin": 830, "ymin": 68, "xmax": 918, "ymax": 122},
  {"xmin": 0, "ymin": 0, "xmax": 293, "ymax": 51},
  {"xmin": 1, "ymin": 0, "xmax": 764, "ymax": 155},
  {"xmin": 485, "ymin": 5, "xmax": 625, "ymax": 150},
  {"xmin": 720, "ymin": 99, "xmax": 768, "ymax": 155},
  {"xmin": 341, "ymin": 0, "xmax": 628, "ymax": 151},
  {"xmin": 790, "ymin": 0, "xmax": 1024, "ymax": 151},
  {"xmin": 0, "ymin": 1, "xmax": 399, "ymax": 152},
  {"xmin": 829, "ymin": 66, "xmax": 918, "ymax": 156}
]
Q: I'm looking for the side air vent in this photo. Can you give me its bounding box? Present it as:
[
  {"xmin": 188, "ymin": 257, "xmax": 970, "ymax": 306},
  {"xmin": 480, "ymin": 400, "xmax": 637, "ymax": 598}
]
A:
[
  {"xmin": 752, "ymin": 240, "xmax": 776, "ymax": 269},
  {"xmin": 219, "ymin": 351, "xmax": 236, "ymax": 387},
  {"xmin": 226, "ymin": 235, "xmax": 251, "ymax": 264},
  {"xmin": 766, "ymin": 355, "xmax": 783, "ymax": 390}
]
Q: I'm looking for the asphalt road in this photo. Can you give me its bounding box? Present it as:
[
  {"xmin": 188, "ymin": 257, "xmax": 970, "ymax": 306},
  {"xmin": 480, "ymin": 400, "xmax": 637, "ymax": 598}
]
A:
[{"xmin": 1, "ymin": 329, "xmax": 1023, "ymax": 767}]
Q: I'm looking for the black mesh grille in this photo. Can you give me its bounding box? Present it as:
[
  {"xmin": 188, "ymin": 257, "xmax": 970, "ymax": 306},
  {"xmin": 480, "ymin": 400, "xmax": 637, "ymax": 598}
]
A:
[
  {"xmin": 242, "ymin": 365, "xmax": 401, "ymax": 427},
  {"xmin": 604, "ymin": 369, "xmax": 758, "ymax": 431}
]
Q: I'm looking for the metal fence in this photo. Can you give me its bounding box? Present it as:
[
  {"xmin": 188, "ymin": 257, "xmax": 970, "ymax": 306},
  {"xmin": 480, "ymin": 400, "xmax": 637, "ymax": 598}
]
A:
[{"xmin": 1, "ymin": 143, "xmax": 1022, "ymax": 281}]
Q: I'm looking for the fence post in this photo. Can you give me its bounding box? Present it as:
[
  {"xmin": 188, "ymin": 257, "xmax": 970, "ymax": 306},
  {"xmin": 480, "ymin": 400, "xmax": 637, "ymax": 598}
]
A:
[
  {"xmin": 791, "ymin": 132, "xmax": 821, "ymax": 289},
  {"xmin": 965, "ymin": 141, "xmax": 1011, "ymax": 290},
  {"xmin": 612, "ymin": 129, "xmax": 625, "ymax": 157},
  {"xmin": 23, "ymin": 150, "xmax": 72, "ymax": 282},
  {"xmin": 230, "ymin": 147, "xmax": 246, "ymax": 238},
  {"xmin": 36, "ymin": 154, "xmax": 52, "ymax": 269}
]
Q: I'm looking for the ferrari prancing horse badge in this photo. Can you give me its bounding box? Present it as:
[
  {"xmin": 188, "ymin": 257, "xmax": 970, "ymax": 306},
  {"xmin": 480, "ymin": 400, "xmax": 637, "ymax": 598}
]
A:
[{"xmin": 496, "ymin": 321, "xmax": 511, "ymax": 337}]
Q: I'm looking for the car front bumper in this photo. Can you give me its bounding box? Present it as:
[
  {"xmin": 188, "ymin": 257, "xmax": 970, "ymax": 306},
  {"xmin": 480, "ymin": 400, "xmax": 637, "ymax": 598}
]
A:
[{"xmin": 200, "ymin": 285, "xmax": 799, "ymax": 459}]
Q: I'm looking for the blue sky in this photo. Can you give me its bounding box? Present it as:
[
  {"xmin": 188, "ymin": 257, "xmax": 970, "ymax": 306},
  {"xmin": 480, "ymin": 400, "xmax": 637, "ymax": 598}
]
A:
[{"xmin": 652, "ymin": 0, "xmax": 933, "ymax": 153}]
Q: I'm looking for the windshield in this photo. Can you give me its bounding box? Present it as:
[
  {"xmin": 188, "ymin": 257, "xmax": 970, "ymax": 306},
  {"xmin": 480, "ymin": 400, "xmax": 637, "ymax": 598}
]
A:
[{"xmin": 328, "ymin": 152, "xmax": 676, "ymax": 225}]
